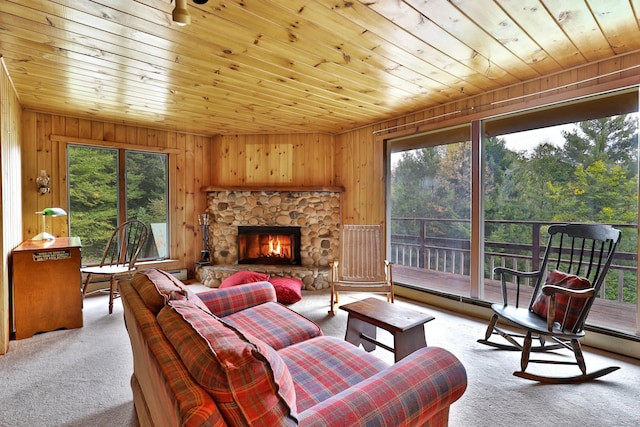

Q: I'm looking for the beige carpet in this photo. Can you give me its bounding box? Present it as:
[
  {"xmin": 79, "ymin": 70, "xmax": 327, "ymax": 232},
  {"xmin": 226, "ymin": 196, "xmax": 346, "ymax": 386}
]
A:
[
  {"xmin": 0, "ymin": 293, "xmax": 138, "ymax": 427},
  {"xmin": 1, "ymin": 287, "xmax": 639, "ymax": 426},
  {"xmin": 292, "ymin": 291, "xmax": 640, "ymax": 427}
]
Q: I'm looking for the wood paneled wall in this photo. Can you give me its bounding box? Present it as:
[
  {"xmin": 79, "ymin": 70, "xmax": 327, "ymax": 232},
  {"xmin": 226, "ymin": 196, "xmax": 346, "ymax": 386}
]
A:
[
  {"xmin": 334, "ymin": 128, "xmax": 386, "ymax": 226},
  {"xmin": 20, "ymin": 112, "xmax": 214, "ymax": 276},
  {"xmin": 1, "ymin": 58, "xmax": 23, "ymax": 354},
  {"xmin": 209, "ymin": 131, "xmax": 386, "ymax": 226},
  {"xmin": 211, "ymin": 133, "xmax": 335, "ymax": 186}
]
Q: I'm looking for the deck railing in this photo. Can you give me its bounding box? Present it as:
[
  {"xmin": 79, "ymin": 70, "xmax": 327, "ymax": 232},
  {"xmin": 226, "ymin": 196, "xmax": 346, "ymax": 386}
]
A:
[{"xmin": 390, "ymin": 218, "xmax": 638, "ymax": 304}]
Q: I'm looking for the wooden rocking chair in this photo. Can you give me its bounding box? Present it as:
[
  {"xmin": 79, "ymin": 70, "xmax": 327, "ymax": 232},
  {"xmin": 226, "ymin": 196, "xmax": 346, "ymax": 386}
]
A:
[
  {"xmin": 329, "ymin": 224, "xmax": 393, "ymax": 315},
  {"xmin": 477, "ymin": 223, "xmax": 622, "ymax": 383}
]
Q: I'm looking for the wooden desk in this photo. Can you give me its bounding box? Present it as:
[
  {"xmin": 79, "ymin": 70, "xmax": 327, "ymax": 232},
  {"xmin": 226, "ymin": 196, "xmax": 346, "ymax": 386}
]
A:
[
  {"xmin": 340, "ymin": 297, "xmax": 435, "ymax": 362},
  {"xmin": 11, "ymin": 237, "xmax": 83, "ymax": 339}
]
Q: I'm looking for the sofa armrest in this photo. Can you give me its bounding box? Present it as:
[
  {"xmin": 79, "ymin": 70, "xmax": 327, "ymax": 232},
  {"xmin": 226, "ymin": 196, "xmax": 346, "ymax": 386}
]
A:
[
  {"xmin": 298, "ymin": 347, "xmax": 467, "ymax": 427},
  {"xmin": 196, "ymin": 281, "xmax": 277, "ymax": 317}
]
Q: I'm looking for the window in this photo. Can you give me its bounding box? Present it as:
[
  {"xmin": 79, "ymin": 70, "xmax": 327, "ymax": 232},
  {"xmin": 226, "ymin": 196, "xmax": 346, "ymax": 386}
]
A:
[
  {"xmin": 67, "ymin": 145, "xmax": 169, "ymax": 265},
  {"xmin": 387, "ymin": 87, "xmax": 639, "ymax": 337},
  {"xmin": 483, "ymin": 91, "xmax": 638, "ymax": 335},
  {"xmin": 388, "ymin": 125, "xmax": 472, "ymax": 297}
]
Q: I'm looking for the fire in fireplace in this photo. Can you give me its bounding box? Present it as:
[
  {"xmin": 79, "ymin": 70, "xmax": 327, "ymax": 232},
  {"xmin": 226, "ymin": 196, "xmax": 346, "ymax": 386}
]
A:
[{"xmin": 237, "ymin": 226, "xmax": 301, "ymax": 265}]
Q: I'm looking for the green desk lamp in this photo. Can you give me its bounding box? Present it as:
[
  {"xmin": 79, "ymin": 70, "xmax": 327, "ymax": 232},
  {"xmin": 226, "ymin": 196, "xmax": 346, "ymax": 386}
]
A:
[{"xmin": 33, "ymin": 207, "xmax": 67, "ymax": 240}]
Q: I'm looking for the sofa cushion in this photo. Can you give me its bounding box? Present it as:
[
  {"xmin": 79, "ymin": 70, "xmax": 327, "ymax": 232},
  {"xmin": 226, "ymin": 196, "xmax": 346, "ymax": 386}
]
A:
[
  {"xmin": 224, "ymin": 301, "xmax": 322, "ymax": 350},
  {"xmin": 278, "ymin": 336, "xmax": 389, "ymax": 412},
  {"xmin": 268, "ymin": 277, "xmax": 303, "ymax": 304},
  {"xmin": 157, "ymin": 300, "xmax": 297, "ymax": 426},
  {"xmin": 531, "ymin": 269, "xmax": 591, "ymax": 330},
  {"xmin": 220, "ymin": 270, "xmax": 270, "ymax": 288},
  {"xmin": 196, "ymin": 282, "xmax": 277, "ymax": 317},
  {"xmin": 131, "ymin": 268, "xmax": 210, "ymax": 315}
]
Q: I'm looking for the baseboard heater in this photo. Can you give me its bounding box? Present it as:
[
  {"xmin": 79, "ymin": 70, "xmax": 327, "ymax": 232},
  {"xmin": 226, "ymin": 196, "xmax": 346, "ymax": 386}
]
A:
[{"xmin": 166, "ymin": 269, "xmax": 188, "ymax": 280}]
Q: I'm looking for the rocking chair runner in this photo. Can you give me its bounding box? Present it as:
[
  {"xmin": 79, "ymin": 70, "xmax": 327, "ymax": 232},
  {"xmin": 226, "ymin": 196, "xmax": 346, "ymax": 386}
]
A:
[
  {"xmin": 478, "ymin": 223, "xmax": 622, "ymax": 383},
  {"xmin": 81, "ymin": 219, "xmax": 148, "ymax": 314},
  {"xmin": 329, "ymin": 224, "xmax": 393, "ymax": 315}
]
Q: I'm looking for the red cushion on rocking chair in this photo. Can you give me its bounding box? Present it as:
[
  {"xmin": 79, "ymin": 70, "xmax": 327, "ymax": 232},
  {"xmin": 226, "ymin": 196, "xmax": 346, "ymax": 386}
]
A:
[{"xmin": 531, "ymin": 269, "xmax": 591, "ymax": 330}]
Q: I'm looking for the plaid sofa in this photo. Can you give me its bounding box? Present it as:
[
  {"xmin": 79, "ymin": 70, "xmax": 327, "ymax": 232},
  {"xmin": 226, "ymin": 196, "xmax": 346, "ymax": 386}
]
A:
[{"xmin": 120, "ymin": 268, "xmax": 467, "ymax": 427}]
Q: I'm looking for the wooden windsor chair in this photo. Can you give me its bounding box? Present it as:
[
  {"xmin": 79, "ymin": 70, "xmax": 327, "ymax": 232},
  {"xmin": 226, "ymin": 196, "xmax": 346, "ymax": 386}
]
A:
[{"xmin": 81, "ymin": 219, "xmax": 148, "ymax": 314}]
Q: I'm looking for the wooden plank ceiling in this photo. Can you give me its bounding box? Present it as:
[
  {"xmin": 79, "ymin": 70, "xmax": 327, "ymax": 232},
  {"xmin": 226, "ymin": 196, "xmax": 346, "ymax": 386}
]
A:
[{"xmin": 0, "ymin": 0, "xmax": 639, "ymax": 135}]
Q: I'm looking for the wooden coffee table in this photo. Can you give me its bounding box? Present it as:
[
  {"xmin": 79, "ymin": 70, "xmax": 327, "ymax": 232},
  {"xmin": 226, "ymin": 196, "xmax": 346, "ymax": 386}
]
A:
[{"xmin": 340, "ymin": 297, "xmax": 435, "ymax": 362}]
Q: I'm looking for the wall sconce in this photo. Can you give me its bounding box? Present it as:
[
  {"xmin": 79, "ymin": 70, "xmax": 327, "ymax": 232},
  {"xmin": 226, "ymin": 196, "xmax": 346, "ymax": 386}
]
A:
[
  {"xmin": 36, "ymin": 170, "xmax": 50, "ymax": 194},
  {"xmin": 33, "ymin": 207, "xmax": 67, "ymax": 241}
]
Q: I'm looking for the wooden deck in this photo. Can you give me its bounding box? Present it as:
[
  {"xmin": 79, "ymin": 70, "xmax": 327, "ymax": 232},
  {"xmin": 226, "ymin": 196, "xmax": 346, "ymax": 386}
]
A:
[{"xmin": 393, "ymin": 265, "xmax": 639, "ymax": 336}]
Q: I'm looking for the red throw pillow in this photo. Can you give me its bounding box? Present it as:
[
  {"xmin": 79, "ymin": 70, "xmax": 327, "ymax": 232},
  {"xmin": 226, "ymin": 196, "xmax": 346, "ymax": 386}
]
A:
[
  {"xmin": 268, "ymin": 277, "xmax": 303, "ymax": 304},
  {"xmin": 531, "ymin": 269, "xmax": 591, "ymax": 330},
  {"xmin": 219, "ymin": 271, "xmax": 270, "ymax": 288}
]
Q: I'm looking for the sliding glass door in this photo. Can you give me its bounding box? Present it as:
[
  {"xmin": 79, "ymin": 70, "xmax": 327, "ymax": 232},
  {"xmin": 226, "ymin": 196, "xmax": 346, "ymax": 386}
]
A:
[
  {"xmin": 482, "ymin": 90, "xmax": 639, "ymax": 335},
  {"xmin": 387, "ymin": 87, "xmax": 639, "ymax": 337},
  {"xmin": 388, "ymin": 126, "xmax": 472, "ymax": 297}
]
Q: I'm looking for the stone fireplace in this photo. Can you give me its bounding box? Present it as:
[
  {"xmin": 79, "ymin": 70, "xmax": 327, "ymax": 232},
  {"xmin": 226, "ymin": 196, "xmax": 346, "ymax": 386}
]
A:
[{"xmin": 197, "ymin": 187, "xmax": 343, "ymax": 289}]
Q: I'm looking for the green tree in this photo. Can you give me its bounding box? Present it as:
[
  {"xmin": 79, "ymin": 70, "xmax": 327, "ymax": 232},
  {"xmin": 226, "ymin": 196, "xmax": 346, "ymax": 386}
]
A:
[
  {"xmin": 391, "ymin": 143, "xmax": 472, "ymax": 239},
  {"xmin": 548, "ymin": 115, "xmax": 637, "ymax": 223},
  {"xmin": 391, "ymin": 149, "xmax": 440, "ymax": 217},
  {"xmin": 550, "ymin": 161, "xmax": 637, "ymax": 224},
  {"xmin": 561, "ymin": 115, "xmax": 637, "ymax": 172},
  {"xmin": 439, "ymin": 142, "xmax": 471, "ymax": 220},
  {"xmin": 126, "ymin": 152, "xmax": 167, "ymax": 223},
  {"xmin": 68, "ymin": 147, "xmax": 118, "ymax": 261}
]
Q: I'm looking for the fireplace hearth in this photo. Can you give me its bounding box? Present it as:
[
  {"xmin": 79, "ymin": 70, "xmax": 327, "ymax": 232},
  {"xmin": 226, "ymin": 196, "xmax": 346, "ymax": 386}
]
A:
[{"xmin": 238, "ymin": 226, "xmax": 301, "ymax": 265}]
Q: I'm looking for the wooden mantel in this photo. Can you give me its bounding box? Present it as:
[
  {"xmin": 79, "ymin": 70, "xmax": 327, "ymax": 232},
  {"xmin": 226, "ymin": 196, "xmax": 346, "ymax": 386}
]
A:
[{"xmin": 201, "ymin": 185, "xmax": 345, "ymax": 193}]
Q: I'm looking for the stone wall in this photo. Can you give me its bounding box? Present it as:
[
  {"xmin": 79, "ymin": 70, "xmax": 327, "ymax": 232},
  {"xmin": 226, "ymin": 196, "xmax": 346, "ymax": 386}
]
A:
[{"xmin": 199, "ymin": 190, "xmax": 341, "ymax": 289}]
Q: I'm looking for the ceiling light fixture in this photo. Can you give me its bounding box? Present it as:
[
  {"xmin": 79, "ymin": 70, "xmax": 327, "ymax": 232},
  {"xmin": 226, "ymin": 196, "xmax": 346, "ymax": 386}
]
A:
[{"xmin": 172, "ymin": 0, "xmax": 191, "ymax": 26}]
